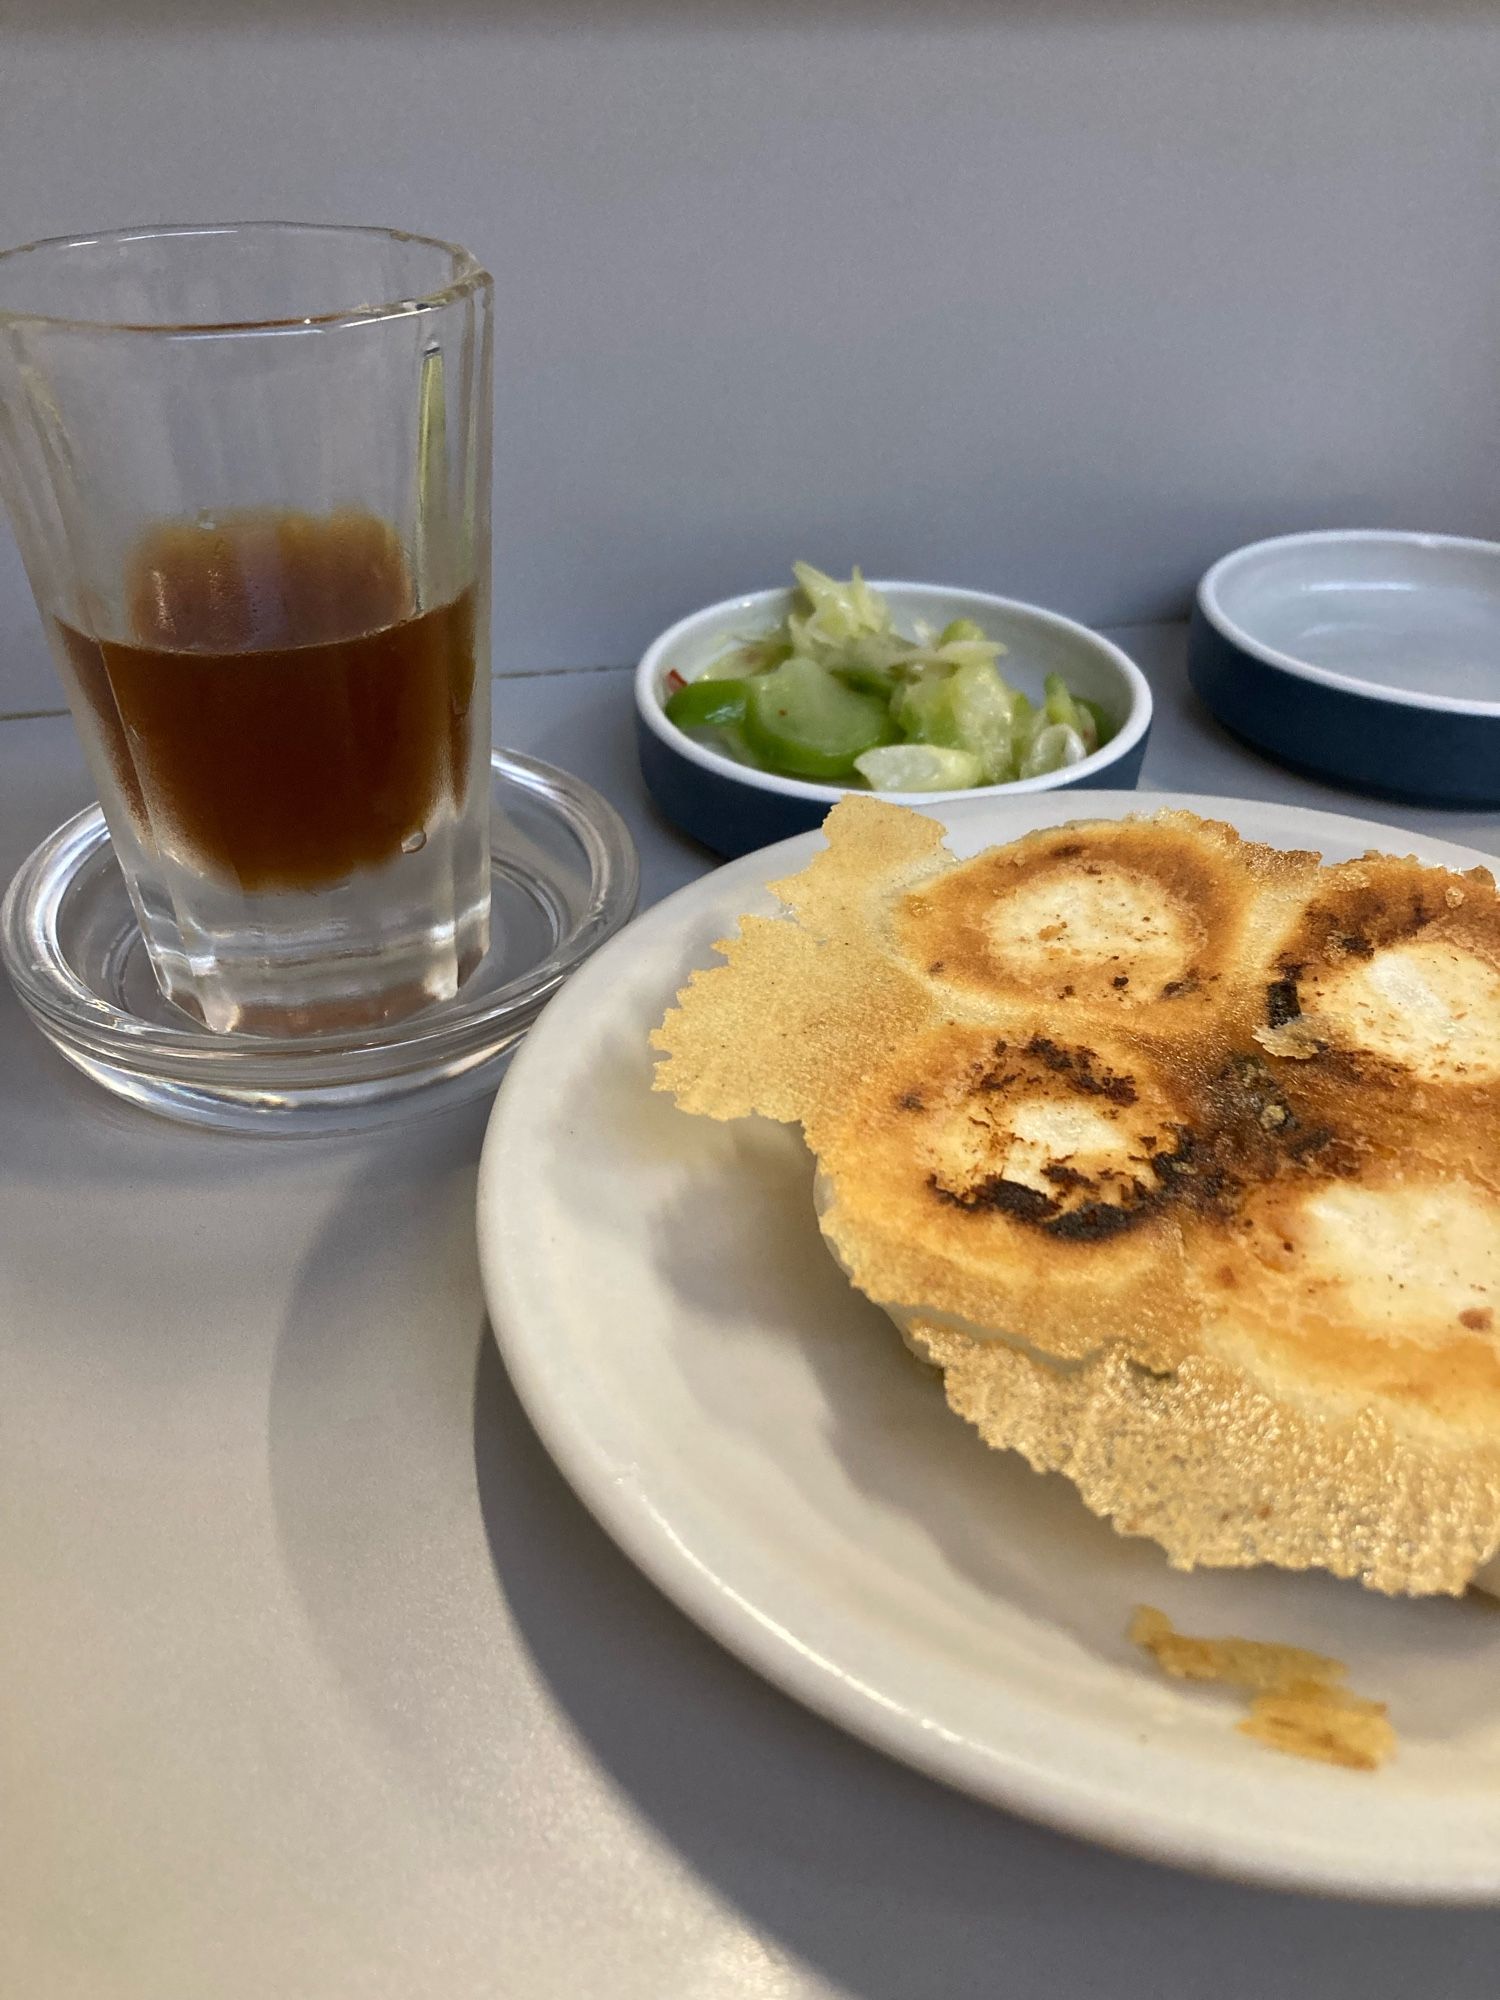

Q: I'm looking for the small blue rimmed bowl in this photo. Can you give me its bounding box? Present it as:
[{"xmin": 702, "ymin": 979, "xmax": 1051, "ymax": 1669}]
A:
[
  {"xmin": 1189, "ymin": 530, "xmax": 1500, "ymax": 808},
  {"xmin": 635, "ymin": 582, "xmax": 1153, "ymax": 858}
]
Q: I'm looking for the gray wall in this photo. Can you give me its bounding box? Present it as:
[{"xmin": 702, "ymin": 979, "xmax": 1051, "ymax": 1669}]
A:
[{"xmin": 2, "ymin": 0, "xmax": 1499, "ymax": 711}]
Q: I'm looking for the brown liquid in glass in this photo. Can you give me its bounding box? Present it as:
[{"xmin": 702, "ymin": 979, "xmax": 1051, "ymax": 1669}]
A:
[{"xmin": 52, "ymin": 509, "xmax": 476, "ymax": 894}]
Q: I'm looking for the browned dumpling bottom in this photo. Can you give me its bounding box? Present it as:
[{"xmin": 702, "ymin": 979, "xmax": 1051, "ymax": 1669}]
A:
[{"xmin": 653, "ymin": 798, "xmax": 1500, "ymax": 1596}]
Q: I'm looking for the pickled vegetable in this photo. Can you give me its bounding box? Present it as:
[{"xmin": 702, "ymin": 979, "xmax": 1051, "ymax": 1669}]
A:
[
  {"xmin": 1020, "ymin": 721, "xmax": 1089, "ymax": 779},
  {"xmin": 664, "ymin": 564, "xmax": 1113, "ymax": 793},
  {"xmin": 665, "ymin": 678, "xmax": 751, "ymax": 730},
  {"xmin": 854, "ymin": 744, "xmax": 983, "ymax": 791},
  {"xmin": 742, "ymin": 656, "xmax": 895, "ymax": 780},
  {"xmin": 1078, "ymin": 697, "xmax": 1116, "ymax": 749}
]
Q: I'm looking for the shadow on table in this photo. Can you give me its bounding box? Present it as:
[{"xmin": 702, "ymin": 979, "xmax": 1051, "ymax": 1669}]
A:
[
  {"xmin": 474, "ymin": 1334, "xmax": 1500, "ymax": 1999},
  {"xmin": 265, "ymin": 1092, "xmax": 519, "ymax": 1839}
]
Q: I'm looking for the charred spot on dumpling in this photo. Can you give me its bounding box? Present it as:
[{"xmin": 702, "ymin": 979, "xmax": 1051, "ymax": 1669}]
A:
[
  {"xmin": 1196, "ymin": 1051, "xmax": 1348, "ymax": 1166},
  {"xmin": 1259, "ymin": 857, "xmax": 1500, "ymax": 1087},
  {"xmin": 1265, "ymin": 976, "xmax": 1301, "ymax": 1028},
  {"xmin": 809, "ymin": 1016, "xmax": 1198, "ymax": 1364},
  {"xmin": 895, "ymin": 813, "xmax": 1302, "ymax": 1019},
  {"xmin": 929, "ymin": 1039, "xmax": 1363, "ymax": 1253},
  {"xmin": 916, "ymin": 1031, "xmax": 1196, "ymax": 1243},
  {"xmin": 1018, "ymin": 1035, "xmax": 1139, "ymax": 1103}
]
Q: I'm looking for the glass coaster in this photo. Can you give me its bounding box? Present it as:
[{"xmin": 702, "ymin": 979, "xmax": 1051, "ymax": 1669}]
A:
[{"xmin": 1, "ymin": 747, "xmax": 639, "ymax": 1135}]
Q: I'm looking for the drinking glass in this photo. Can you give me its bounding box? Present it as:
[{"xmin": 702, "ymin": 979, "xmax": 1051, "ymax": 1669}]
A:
[{"xmin": 0, "ymin": 222, "xmax": 493, "ymax": 1034}]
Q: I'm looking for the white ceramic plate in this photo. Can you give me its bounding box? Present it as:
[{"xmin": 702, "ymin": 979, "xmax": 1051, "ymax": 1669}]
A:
[{"xmin": 478, "ymin": 790, "xmax": 1500, "ymax": 1903}]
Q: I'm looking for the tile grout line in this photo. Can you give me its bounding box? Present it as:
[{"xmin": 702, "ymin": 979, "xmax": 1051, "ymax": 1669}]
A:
[{"xmin": 492, "ymin": 660, "xmax": 630, "ymax": 681}]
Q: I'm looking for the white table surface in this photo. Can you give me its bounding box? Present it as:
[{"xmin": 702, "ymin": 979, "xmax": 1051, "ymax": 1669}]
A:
[{"xmin": 5, "ymin": 629, "xmax": 1500, "ymax": 2000}]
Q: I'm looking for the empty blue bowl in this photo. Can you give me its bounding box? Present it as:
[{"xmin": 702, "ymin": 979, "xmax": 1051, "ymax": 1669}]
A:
[{"xmin": 1190, "ymin": 530, "xmax": 1500, "ymax": 807}]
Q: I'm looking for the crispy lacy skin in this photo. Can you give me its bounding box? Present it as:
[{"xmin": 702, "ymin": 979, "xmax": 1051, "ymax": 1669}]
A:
[
  {"xmin": 652, "ymin": 797, "xmax": 1500, "ymax": 1594},
  {"xmin": 908, "ymin": 1315, "xmax": 1500, "ymax": 1594},
  {"xmin": 1130, "ymin": 1607, "xmax": 1395, "ymax": 1771}
]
